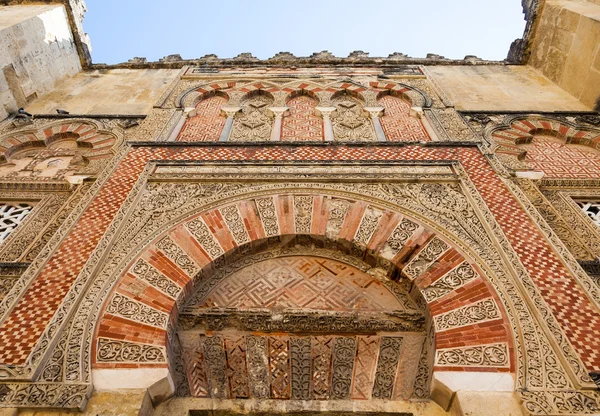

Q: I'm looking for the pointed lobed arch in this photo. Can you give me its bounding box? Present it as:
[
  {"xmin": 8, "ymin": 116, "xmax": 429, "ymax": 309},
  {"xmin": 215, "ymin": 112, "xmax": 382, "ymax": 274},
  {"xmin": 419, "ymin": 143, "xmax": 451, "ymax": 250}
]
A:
[
  {"xmin": 93, "ymin": 189, "xmax": 515, "ymax": 400},
  {"xmin": 176, "ymin": 92, "xmax": 229, "ymax": 142},
  {"xmin": 368, "ymin": 81, "xmax": 431, "ymax": 142},
  {"xmin": 0, "ymin": 119, "xmax": 120, "ymax": 164},
  {"xmin": 489, "ymin": 115, "xmax": 600, "ymax": 178},
  {"xmin": 281, "ymin": 90, "xmax": 324, "ymax": 141},
  {"xmin": 176, "ymin": 79, "xmax": 435, "ymax": 143}
]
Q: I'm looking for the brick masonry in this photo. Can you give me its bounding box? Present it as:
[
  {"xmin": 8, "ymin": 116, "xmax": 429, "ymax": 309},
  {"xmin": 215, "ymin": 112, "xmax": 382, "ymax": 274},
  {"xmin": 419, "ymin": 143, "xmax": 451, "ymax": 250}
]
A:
[
  {"xmin": 177, "ymin": 96, "xmax": 227, "ymax": 142},
  {"xmin": 378, "ymin": 95, "xmax": 430, "ymax": 142},
  {"xmin": 0, "ymin": 144, "xmax": 597, "ymax": 376}
]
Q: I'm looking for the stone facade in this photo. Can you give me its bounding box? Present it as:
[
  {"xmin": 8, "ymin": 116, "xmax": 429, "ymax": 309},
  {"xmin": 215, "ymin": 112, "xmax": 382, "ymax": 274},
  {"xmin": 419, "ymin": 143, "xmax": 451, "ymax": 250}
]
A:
[{"xmin": 0, "ymin": 1, "xmax": 600, "ymax": 416}]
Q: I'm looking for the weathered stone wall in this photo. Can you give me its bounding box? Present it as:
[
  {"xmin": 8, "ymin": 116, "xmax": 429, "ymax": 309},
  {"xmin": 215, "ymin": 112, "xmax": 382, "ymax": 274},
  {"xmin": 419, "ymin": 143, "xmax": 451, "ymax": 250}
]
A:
[
  {"xmin": 527, "ymin": 0, "xmax": 600, "ymax": 110},
  {"xmin": 425, "ymin": 65, "xmax": 590, "ymax": 111},
  {"xmin": 0, "ymin": 5, "xmax": 81, "ymax": 120},
  {"xmin": 26, "ymin": 68, "xmax": 180, "ymax": 115}
]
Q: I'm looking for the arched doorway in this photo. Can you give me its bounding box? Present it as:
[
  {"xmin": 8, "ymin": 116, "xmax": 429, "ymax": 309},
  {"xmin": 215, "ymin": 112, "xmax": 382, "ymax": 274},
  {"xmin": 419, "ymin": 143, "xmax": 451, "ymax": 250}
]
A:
[
  {"xmin": 176, "ymin": 250, "xmax": 427, "ymax": 401},
  {"xmin": 92, "ymin": 183, "xmax": 515, "ymax": 413}
]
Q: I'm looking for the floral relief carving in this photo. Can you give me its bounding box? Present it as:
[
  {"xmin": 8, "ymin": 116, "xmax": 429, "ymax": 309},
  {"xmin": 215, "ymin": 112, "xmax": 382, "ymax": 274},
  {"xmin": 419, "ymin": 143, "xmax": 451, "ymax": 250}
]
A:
[
  {"xmin": 246, "ymin": 335, "xmax": 270, "ymax": 399},
  {"xmin": 156, "ymin": 235, "xmax": 199, "ymax": 277},
  {"xmin": 289, "ymin": 337, "xmax": 311, "ymax": 400},
  {"xmin": 354, "ymin": 207, "xmax": 383, "ymax": 245},
  {"xmin": 96, "ymin": 338, "xmax": 165, "ymax": 363},
  {"xmin": 436, "ymin": 343, "xmax": 509, "ymax": 368},
  {"xmin": 220, "ymin": 204, "xmax": 250, "ymax": 245},
  {"xmin": 184, "ymin": 217, "xmax": 224, "ymax": 259},
  {"xmin": 330, "ymin": 336, "xmax": 357, "ymax": 399},
  {"xmin": 203, "ymin": 336, "xmax": 228, "ymax": 398},
  {"xmin": 372, "ymin": 337, "xmax": 403, "ymax": 399},
  {"xmin": 402, "ymin": 236, "xmax": 449, "ymax": 280},
  {"xmin": 130, "ymin": 258, "xmax": 182, "ymax": 299},
  {"xmin": 331, "ymin": 95, "xmax": 376, "ymax": 142},
  {"xmin": 434, "ymin": 298, "xmax": 501, "ymax": 331},
  {"xmin": 105, "ymin": 293, "xmax": 168, "ymax": 328},
  {"xmin": 255, "ymin": 197, "xmax": 280, "ymax": 237},
  {"xmin": 383, "ymin": 217, "xmax": 419, "ymax": 253},
  {"xmin": 229, "ymin": 93, "xmax": 274, "ymax": 142},
  {"xmin": 293, "ymin": 195, "xmax": 313, "ymax": 234},
  {"xmin": 422, "ymin": 262, "xmax": 478, "ymax": 302}
]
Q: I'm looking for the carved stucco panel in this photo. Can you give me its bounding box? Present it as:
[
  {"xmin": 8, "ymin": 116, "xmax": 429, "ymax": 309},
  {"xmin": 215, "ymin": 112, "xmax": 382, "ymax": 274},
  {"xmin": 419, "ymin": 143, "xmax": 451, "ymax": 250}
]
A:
[{"xmin": 12, "ymin": 155, "xmax": 596, "ymax": 412}]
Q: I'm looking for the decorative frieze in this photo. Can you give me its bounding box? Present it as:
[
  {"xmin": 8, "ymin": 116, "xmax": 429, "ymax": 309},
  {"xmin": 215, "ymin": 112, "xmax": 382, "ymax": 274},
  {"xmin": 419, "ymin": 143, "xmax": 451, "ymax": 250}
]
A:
[
  {"xmin": 422, "ymin": 262, "xmax": 478, "ymax": 302},
  {"xmin": 156, "ymin": 235, "xmax": 199, "ymax": 277},
  {"xmin": 105, "ymin": 293, "xmax": 168, "ymax": 328},
  {"xmin": 96, "ymin": 338, "xmax": 165, "ymax": 363},
  {"xmin": 434, "ymin": 298, "xmax": 501, "ymax": 332},
  {"xmin": 436, "ymin": 343, "xmax": 509, "ymax": 368}
]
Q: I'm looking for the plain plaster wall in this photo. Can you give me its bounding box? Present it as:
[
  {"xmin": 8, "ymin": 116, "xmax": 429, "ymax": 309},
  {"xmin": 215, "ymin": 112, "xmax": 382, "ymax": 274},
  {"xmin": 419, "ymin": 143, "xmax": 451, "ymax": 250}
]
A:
[
  {"xmin": 27, "ymin": 68, "xmax": 180, "ymax": 115},
  {"xmin": 426, "ymin": 65, "xmax": 590, "ymax": 111},
  {"xmin": 0, "ymin": 5, "xmax": 81, "ymax": 121}
]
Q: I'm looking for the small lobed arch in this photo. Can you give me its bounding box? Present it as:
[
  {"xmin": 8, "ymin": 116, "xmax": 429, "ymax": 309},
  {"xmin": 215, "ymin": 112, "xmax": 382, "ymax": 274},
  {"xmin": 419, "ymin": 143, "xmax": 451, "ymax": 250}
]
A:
[
  {"xmin": 178, "ymin": 80, "xmax": 242, "ymax": 108},
  {"xmin": 92, "ymin": 191, "xmax": 515, "ymax": 401},
  {"xmin": 369, "ymin": 81, "xmax": 432, "ymax": 108},
  {"xmin": 284, "ymin": 88, "xmax": 321, "ymax": 106},
  {"xmin": 281, "ymin": 91, "xmax": 324, "ymax": 141},
  {"xmin": 239, "ymin": 88, "xmax": 276, "ymax": 104},
  {"xmin": 193, "ymin": 89, "xmax": 230, "ymax": 106},
  {"xmin": 490, "ymin": 115, "xmax": 600, "ymax": 150},
  {"xmin": 330, "ymin": 89, "xmax": 366, "ymax": 103},
  {"xmin": 374, "ymin": 88, "xmax": 431, "ymax": 142},
  {"xmin": 0, "ymin": 119, "xmax": 119, "ymax": 164},
  {"xmin": 489, "ymin": 116, "xmax": 600, "ymax": 175},
  {"xmin": 177, "ymin": 94, "xmax": 230, "ymax": 142}
]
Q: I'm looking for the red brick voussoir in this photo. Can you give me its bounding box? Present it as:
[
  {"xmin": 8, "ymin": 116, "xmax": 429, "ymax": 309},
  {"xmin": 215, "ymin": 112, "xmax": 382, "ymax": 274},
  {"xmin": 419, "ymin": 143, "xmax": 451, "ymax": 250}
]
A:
[{"xmin": 0, "ymin": 144, "xmax": 597, "ymax": 374}]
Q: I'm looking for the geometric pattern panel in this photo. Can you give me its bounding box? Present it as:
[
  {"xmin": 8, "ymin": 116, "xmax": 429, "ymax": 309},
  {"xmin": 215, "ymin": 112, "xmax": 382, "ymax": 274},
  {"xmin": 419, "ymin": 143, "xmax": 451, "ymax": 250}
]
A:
[
  {"xmin": 198, "ymin": 256, "xmax": 408, "ymax": 312},
  {"xmin": 281, "ymin": 95, "xmax": 324, "ymax": 141},
  {"xmin": 180, "ymin": 333, "xmax": 413, "ymax": 401},
  {"xmin": 0, "ymin": 203, "xmax": 33, "ymax": 243},
  {"xmin": 378, "ymin": 95, "xmax": 430, "ymax": 142},
  {"xmin": 177, "ymin": 96, "xmax": 227, "ymax": 142},
  {"xmin": 522, "ymin": 135, "xmax": 600, "ymax": 179}
]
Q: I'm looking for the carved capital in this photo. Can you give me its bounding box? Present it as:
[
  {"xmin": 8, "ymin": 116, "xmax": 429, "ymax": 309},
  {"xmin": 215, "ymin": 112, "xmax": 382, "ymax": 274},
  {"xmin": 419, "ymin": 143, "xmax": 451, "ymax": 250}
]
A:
[
  {"xmin": 267, "ymin": 107, "xmax": 289, "ymax": 119},
  {"xmin": 183, "ymin": 107, "xmax": 197, "ymax": 118},
  {"xmin": 364, "ymin": 106, "xmax": 385, "ymax": 119},
  {"xmin": 315, "ymin": 106, "xmax": 336, "ymax": 119},
  {"xmin": 410, "ymin": 106, "xmax": 424, "ymax": 119},
  {"xmin": 220, "ymin": 106, "xmax": 241, "ymax": 118},
  {"xmin": 514, "ymin": 170, "xmax": 545, "ymax": 180}
]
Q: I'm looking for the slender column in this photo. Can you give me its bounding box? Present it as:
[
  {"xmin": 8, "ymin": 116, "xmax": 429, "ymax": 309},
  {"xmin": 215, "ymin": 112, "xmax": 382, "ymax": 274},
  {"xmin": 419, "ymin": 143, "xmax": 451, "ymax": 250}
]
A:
[
  {"xmin": 267, "ymin": 107, "xmax": 288, "ymax": 142},
  {"xmin": 412, "ymin": 106, "xmax": 440, "ymax": 142},
  {"xmin": 219, "ymin": 107, "xmax": 241, "ymax": 142},
  {"xmin": 316, "ymin": 106, "xmax": 336, "ymax": 142},
  {"xmin": 364, "ymin": 106, "xmax": 386, "ymax": 142},
  {"xmin": 166, "ymin": 108, "xmax": 190, "ymax": 142}
]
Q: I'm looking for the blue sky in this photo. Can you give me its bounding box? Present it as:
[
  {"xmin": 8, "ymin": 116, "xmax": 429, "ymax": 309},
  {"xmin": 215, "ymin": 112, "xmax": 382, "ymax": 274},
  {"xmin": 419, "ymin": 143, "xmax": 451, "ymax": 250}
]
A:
[{"xmin": 84, "ymin": 0, "xmax": 526, "ymax": 64}]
